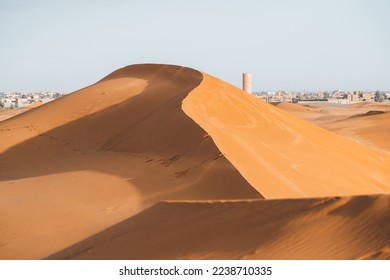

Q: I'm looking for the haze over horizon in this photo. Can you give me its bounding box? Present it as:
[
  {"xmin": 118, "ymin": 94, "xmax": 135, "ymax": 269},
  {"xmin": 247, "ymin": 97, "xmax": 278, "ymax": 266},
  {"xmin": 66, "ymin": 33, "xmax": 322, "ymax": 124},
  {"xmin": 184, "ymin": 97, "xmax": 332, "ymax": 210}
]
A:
[{"xmin": 1, "ymin": 0, "xmax": 389, "ymax": 93}]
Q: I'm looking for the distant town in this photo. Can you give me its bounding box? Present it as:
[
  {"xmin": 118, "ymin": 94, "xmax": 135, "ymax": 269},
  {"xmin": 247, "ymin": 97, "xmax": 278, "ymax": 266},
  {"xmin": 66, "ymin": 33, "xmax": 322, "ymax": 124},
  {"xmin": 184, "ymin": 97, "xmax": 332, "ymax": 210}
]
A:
[
  {"xmin": 252, "ymin": 90, "xmax": 390, "ymax": 104},
  {"xmin": 0, "ymin": 91, "xmax": 64, "ymax": 109},
  {"xmin": 0, "ymin": 89, "xmax": 389, "ymax": 110}
]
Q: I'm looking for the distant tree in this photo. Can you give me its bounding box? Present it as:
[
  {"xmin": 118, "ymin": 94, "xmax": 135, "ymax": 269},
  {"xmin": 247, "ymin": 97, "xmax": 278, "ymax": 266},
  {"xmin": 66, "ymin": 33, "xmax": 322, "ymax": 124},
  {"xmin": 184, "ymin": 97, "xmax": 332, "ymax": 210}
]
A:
[
  {"xmin": 0, "ymin": 100, "xmax": 4, "ymax": 109},
  {"xmin": 374, "ymin": 90, "xmax": 384, "ymax": 102},
  {"xmin": 374, "ymin": 90, "xmax": 380, "ymax": 101},
  {"xmin": 323, "ymin": 91, "xmax": 330, "ymax": 99}
]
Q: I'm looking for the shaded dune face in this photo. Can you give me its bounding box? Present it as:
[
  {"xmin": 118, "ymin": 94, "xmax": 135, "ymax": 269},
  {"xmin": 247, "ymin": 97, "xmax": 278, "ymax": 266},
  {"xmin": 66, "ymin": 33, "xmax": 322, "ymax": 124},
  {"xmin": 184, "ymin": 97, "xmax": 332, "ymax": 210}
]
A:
[{"xmin": 48, "ymin": 194, "xmax": 390, "ymax": 260}]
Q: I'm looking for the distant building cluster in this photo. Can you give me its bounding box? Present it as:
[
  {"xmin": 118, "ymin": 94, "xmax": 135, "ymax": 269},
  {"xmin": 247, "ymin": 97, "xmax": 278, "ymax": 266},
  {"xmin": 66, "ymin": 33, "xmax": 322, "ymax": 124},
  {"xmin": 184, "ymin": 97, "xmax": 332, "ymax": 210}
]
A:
[
  {"xmin": 251, "ymin": 90, "xmax": 390, "ymax": 104},
  {"xmin": 0, "ymin": 92, "xmax": 64, "ymax": 109}
]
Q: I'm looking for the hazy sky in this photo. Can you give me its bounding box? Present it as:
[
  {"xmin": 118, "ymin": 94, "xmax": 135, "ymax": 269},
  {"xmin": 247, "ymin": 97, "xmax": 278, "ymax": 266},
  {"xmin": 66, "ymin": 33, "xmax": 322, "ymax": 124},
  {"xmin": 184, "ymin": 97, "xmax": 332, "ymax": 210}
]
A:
[{"xmin": 1, "ymin": 0, "xmax": 389, "ymax": 92}]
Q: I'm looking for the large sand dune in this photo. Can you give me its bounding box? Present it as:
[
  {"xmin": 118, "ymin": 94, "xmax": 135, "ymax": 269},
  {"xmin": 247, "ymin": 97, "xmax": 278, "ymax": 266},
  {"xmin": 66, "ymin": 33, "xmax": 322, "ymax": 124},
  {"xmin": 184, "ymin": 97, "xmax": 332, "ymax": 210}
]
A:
[
  {"xmin": 0, "ymin": 65, "xmax": 259, "ymax": 259},
  {"xmin": 0, "ymin": 64, "xmax": 389, "ymax": 259}
]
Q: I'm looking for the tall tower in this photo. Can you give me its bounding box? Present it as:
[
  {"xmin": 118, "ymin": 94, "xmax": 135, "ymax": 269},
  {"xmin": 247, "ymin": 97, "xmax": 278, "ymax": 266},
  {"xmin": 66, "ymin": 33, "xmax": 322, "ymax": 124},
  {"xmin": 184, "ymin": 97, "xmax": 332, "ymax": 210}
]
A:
[{"xmin": 243, "ymin": 73, "xmax": 252, "ymax": 94}]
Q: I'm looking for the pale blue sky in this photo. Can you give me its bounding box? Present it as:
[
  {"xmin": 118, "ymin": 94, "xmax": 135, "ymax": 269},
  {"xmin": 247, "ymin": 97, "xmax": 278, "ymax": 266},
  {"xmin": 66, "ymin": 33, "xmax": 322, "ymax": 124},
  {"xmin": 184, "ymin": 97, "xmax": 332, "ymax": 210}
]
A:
[{"xmin": 1, "ymin": 0, "xmax": 389, "ymax": 92}]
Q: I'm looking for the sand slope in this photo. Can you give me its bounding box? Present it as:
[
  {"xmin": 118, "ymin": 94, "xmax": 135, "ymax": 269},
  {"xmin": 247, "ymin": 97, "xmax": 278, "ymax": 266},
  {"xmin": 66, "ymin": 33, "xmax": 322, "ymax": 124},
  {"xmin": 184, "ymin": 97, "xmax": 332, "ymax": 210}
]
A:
[
  {"xmin": 0, "ymin": 101, "xmax": 44, "ymax": 123},
  {"xmin": 183, "ymin": 74, "xmax": 390, "ymax": 198},
  {"xmin": 0, "ymin": 108, "xmax": 30, "ymax": 122},
  {"xmin": 48, "ymin": 195, "xmax": 390, "ymax": 260}
]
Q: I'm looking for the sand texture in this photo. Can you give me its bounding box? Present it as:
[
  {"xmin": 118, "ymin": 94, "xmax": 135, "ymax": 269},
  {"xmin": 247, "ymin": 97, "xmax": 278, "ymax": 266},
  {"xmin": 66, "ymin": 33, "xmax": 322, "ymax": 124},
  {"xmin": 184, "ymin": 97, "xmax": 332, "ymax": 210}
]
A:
[
  {"xmin": 48, "ymin": 195, "xmax": 390, "ymax": 260},
  {"xmin": 1, "ymin": 64, "xmax": 389, "ymax": 259}
]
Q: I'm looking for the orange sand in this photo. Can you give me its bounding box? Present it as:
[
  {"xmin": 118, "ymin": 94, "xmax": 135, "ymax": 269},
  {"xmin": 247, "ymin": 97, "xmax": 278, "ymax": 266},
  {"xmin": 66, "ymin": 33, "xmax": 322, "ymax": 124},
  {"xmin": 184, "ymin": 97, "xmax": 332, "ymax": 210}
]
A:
[
  {"xmin": 0, "ymin": 64, "xmax": 389, "ymax": 260},
  {"xmin": 0, "ymin": 101, "xmax": 44, "ymax": 123},
  {"xmin": 0, "ymin": 108, "xmax": 29, "ymax": 122},
  {"xmin": 277, "ymin": 102, "xmax": 390, "ymax": 152},
  {"xmin": 48, "ymin": 195, "xmax": 390, "ymax": 260}
]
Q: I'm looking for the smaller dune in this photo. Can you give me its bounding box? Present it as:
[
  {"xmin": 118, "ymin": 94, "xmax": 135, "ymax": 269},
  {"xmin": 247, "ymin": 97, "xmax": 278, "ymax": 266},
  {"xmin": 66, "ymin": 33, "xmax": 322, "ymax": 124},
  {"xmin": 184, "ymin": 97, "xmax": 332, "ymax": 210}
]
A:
[
  {"xmin": 47, "ymin": 194, "xmax": 390, "ymax": 260},
  {"xmin": 0, "ymin": 101, "xmax": 45, "ymax": 123},
  {"xmin": 348, "ymin": 110, "xmax": 386, "ymax": 119},
  {"xmin": 25, "ymin": 101, "xmax": 44, "ymax": 109},
  {"xmin": 275, "ymin": 102, "xmax": 313, "ymax": 112},
  {"xmin": 0, "ymin": 108, "xmax": 29, "ymax": 122},
  {"xmin": 278, "ymin": 102, "xmax": 390, "ymax": 152}
]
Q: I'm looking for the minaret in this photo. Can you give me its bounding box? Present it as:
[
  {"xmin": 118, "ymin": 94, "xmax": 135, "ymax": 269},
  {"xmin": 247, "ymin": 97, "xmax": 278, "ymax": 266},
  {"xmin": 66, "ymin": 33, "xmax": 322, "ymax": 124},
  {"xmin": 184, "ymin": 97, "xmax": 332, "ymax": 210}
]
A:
[{"xmin": 243, "ymin": 73, "xmax": 252, "ymax": 94}]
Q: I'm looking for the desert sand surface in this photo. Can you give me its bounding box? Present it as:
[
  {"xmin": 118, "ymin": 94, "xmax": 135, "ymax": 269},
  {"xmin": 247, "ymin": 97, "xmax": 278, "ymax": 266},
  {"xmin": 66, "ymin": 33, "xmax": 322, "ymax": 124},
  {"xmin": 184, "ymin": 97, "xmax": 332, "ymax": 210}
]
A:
[
  {"xmin": 0, "ymin": 108, "xmax": 29, "ymax": 122},
  {"xmin": 277, "ymin": 102, "xmax": 390, "ymax": 152},
  {"xmin": 1, "ymin": 64, "xmax": 389, "ymax": 260},
  {"xmin": 48, "ymin": 195, "xmax": 390, "ymax": 260}
]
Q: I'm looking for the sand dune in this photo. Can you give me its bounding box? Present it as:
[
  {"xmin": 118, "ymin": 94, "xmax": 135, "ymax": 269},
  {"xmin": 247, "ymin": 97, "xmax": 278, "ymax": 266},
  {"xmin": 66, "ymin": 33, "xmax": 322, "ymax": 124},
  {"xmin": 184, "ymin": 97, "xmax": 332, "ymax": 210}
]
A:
[
  {"xmin": 274, "ymin": 102, "xmax": 318, "ymax": 113},
  {"xmin": 0, "ymin": 64, "xmax": 259, "ymax": 259},
  {"xmin": 48, "ymin": 195, "xmax": 390, "ymax": 260},
  {"xmin": 1, "ymin": 64, "xmax": 389, "ymax": 260},
  {"xmin": 320, "ymin": 111, "xmax": 390, "ymax": 152},
  {"xmin": 277, "ymin": 102, "xmax": 390, "ymax": 152}
]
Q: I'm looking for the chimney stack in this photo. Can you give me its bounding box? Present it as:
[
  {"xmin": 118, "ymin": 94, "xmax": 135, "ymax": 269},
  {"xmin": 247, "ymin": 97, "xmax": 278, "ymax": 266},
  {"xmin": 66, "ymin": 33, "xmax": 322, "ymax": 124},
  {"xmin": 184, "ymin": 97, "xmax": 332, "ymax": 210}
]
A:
[{"xmin": 243, "ymin": 73, "xmax": 252, "ymax": 94}]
